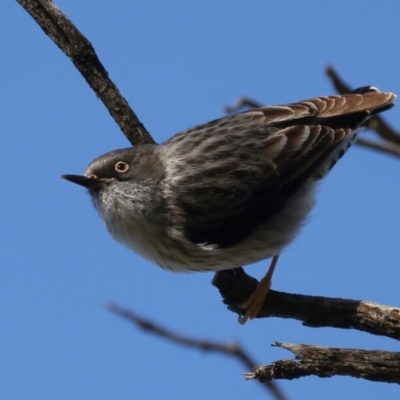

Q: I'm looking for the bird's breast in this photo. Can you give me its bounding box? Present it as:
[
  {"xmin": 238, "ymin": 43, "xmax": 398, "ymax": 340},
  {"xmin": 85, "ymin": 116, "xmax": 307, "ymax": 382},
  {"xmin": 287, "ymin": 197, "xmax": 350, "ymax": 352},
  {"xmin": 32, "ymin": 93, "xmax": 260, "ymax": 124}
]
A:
[{"xmin": 90, "ymin": 178, "xmax": 317, "ymax": 273}]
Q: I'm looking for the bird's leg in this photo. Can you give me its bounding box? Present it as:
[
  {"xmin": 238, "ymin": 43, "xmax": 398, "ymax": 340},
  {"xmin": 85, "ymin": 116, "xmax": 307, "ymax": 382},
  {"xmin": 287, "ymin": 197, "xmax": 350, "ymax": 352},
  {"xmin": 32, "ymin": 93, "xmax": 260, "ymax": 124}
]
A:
[{"xmin": 239, "ymin": 255, "xmax": 279, "ymax": 325}]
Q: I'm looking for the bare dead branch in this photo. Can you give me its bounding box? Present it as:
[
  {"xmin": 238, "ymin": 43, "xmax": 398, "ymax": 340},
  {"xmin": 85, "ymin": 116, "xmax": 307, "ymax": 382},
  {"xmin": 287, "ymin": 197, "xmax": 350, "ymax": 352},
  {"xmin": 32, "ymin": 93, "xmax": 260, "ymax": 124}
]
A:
[
  {"xmin": 16, "ymin": 0, "xmax": 154, "ymax": 146},
  {"xmin": 106, "ymin": 303, "xmax": 288, "ymax": 400},
  {"xmin": 212, "ymin": 268, "xmax": 400, "ymax": 341},
  {"xmin": 245, "ymin": 343, "xmax": 400, "ymax": 384}
]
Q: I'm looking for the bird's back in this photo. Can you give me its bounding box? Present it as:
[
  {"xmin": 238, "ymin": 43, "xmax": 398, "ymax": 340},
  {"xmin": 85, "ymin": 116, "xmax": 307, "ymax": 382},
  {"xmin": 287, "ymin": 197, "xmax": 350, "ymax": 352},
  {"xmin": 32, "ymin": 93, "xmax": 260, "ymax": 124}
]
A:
[{"xmin": 160, "ymin": 87, "xmax": 395, "ymax": 254}]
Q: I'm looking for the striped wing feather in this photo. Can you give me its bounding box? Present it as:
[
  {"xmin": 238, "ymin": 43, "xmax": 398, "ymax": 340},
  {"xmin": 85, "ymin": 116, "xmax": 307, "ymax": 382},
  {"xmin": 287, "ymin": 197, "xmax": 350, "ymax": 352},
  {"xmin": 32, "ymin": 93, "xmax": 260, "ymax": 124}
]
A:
[{"xmin": 164, "ymin": 87, "xmax": 396, "ymax": 248}]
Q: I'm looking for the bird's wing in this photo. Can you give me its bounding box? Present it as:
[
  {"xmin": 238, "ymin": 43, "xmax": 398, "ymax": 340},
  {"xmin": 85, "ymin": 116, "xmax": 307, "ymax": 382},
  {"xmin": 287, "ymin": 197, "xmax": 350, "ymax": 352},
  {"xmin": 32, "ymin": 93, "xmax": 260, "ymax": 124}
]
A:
[{"xmin": 162, "ymin": 87, "xmax": 396, "ymax": 248}]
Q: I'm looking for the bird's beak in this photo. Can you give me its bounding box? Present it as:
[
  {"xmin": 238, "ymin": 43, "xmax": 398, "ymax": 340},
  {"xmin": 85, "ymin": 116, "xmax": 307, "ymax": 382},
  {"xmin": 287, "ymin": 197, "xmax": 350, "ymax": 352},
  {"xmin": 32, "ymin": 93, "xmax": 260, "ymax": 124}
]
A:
[{"xmin": 61, "ymin": 174, "xmax": 105, "ymax": 190}]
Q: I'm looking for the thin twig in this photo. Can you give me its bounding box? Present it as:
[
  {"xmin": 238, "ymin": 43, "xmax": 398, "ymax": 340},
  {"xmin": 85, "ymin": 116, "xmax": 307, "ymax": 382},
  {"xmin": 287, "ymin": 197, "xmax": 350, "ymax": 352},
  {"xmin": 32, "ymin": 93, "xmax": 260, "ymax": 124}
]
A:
[
  {"xmin": 106, "ymin": 303, "xmax": 288, "ymax": 400},
  {"xmin": 245, "ymin": 343, "xmax": 400, "ymax": 384},
  {"xmin": 356, "ymin": 137, "xmax": 400, "ymax": 159},
  {"xmin": 223, "ymin": 98, "xmax": 263, "ymax": 114},
  {"xmin": 16, "ymin": 0, "xmax": 154, "ymax": 146}
]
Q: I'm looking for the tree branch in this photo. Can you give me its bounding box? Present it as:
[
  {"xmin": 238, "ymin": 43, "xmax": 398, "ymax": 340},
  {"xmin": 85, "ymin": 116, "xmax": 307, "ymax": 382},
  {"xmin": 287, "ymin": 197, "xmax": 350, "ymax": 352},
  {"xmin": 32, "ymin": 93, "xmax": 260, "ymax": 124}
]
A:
[
  {"xmin": 16, "ymin": 0, "xmax": 154, "ymax": 146},
  {"xmin": 212, "ymin": 268, "xmax": 400, "ymax": 341},
  {"xmin": 244, "ymin": 343, "xmax": 400, "ymax": 384},
  {"xmin": 106, "ymin": 303, "xmax": 288, "ymax": 400}
]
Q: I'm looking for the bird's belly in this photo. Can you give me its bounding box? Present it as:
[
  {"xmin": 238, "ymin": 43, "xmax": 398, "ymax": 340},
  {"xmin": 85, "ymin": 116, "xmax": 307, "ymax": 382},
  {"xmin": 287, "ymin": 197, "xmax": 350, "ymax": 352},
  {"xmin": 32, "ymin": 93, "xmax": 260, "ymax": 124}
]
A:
[{"xmin": 96, "ymin": 179, "xmax": 317, "ymax": 273}]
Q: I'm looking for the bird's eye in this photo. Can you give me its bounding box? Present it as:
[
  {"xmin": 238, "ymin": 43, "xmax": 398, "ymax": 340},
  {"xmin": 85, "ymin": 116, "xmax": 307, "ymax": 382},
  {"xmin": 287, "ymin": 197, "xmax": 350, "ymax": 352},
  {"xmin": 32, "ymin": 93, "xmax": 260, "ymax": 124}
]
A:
[{"xmin": 115, "ymin": 161, "xmax": 130, "ymax": 173}]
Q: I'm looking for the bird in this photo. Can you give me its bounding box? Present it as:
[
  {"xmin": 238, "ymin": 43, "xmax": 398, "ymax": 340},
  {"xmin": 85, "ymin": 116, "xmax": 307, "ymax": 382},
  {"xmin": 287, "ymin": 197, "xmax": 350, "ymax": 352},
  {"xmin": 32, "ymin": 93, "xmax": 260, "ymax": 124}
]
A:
[{"xmin": 62, "ymin": 86, "xmax": 396, "ymax": 324}]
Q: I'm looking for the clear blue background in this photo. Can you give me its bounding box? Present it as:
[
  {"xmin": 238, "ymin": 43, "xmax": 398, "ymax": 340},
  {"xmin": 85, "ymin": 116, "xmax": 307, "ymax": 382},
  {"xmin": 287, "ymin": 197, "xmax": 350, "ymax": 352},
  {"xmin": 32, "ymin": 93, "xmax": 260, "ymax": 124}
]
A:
[{"xmin": 2, "ymin": 1, "xmax": 400, "ymax": 399}]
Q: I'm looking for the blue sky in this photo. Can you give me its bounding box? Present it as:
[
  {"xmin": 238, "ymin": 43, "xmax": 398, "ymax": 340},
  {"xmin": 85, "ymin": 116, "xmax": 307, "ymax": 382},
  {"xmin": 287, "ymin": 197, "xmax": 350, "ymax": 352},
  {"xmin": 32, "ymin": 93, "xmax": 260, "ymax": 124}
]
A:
[{"xmin": 2, "ymin": 1, "xmax": 400, "ymax": 399}]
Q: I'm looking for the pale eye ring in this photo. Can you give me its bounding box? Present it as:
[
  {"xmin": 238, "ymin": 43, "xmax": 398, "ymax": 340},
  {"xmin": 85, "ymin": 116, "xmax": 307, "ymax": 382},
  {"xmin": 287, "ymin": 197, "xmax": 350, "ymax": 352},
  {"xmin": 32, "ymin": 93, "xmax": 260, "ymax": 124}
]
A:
[{"xmin": 115, "ymin": 161, "xmax": 129, "ymax": 173}]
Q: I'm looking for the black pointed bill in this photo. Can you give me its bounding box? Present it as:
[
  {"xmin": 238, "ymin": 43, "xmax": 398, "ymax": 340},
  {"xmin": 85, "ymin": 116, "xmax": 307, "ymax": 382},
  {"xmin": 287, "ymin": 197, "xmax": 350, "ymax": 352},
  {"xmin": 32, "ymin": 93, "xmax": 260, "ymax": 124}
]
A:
[{"xmin": 61, "ymin": 174, "xmax": 105, "ymax": 190}]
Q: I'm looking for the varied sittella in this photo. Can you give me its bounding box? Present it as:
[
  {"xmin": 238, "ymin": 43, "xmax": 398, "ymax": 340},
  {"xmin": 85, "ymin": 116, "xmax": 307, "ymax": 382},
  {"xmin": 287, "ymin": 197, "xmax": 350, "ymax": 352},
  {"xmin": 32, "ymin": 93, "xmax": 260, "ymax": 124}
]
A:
[{"xmin": 63, "ymin": 86, "xmax": 396, "ymax": 324}]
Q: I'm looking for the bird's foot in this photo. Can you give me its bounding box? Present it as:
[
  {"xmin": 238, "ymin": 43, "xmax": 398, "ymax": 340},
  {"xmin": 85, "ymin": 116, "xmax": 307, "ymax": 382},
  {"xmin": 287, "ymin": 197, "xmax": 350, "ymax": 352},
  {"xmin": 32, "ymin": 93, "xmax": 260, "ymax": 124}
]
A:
[
  {"xmin": 238, "ymin": 255, "xmax": 279, "ymax": 324},
  {"xmin": 239, "ymin": 277, "xmax": 271, "ymax": 324}
]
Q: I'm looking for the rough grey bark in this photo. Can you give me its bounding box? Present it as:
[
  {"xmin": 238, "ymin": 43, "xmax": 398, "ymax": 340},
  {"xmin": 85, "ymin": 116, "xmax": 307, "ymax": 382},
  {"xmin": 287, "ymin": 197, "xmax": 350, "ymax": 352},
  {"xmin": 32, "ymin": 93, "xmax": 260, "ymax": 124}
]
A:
[{"xmin": 245, "ymin": 343, "xmax": 400, "ymax": 384}]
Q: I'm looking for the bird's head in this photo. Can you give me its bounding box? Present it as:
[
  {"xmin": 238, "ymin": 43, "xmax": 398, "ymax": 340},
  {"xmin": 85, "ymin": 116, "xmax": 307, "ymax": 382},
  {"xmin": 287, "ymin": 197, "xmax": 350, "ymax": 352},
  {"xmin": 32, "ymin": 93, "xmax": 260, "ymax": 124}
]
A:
[
  {"xmin": 63, "ymin": 148, "xmax": 137, "ymax": 191},
  {"xmin": 62, "ymin": 145, "xmax": 165, "ymax": 216}
]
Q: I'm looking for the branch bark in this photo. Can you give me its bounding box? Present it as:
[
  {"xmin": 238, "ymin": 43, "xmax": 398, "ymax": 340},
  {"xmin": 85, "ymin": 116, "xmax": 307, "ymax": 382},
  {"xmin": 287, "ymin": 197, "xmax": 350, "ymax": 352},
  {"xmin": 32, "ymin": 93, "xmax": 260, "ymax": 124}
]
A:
[
  {"xmin": 212, "ymin": 268, "xmax": 400, "ymax": 341},
  {"xmin": 16, "ymin": 0, "xmax": 154, "ymax": 146},
  {"xmin": 245, "ymin": 343, "xmax": 400, "ymax": 384}
]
